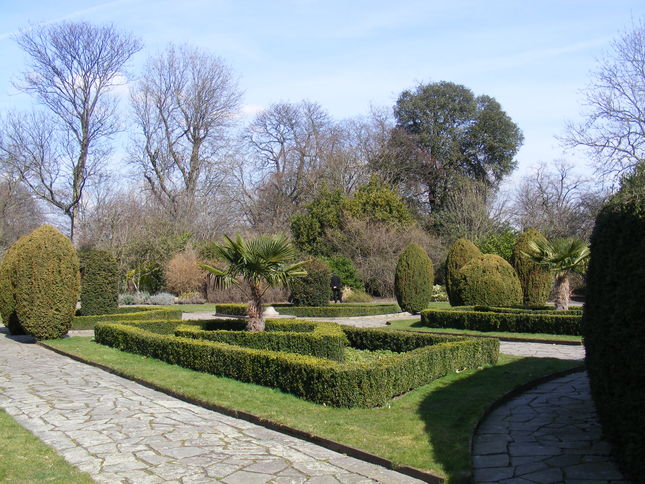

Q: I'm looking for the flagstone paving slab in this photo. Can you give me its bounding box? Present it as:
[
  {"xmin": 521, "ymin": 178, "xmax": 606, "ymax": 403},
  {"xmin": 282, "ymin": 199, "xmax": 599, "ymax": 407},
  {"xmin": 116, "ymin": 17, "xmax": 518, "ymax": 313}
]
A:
[
  {"xmin": 472, "ymin": 371, "xmax": 630, "ymax": 483},
  {"xmin": 0, "ymin": 329, "xmax": 423, "ymax": 484}
]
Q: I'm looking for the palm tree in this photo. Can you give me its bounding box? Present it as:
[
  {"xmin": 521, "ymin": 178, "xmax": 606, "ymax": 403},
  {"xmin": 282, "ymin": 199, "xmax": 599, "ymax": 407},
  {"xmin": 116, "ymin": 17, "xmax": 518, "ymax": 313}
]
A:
[
  {"xmin": 200, "ymin": 233, "xmax": 306, "ymax": 331},
  {"xmin": 524, "ymin": 237, "xmax": 590, "ymax": 310}
]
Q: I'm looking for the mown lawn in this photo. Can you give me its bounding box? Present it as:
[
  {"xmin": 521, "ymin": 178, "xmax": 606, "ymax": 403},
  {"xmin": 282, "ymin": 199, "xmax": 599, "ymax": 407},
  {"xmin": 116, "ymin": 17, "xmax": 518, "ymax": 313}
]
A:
[
  {"xmin": 44, "ymin": 337, "xmax": 581, "ymax": 482},
  {"xmin": 0, "ymin": 408, "xmax": 95, "ymax": 484}
]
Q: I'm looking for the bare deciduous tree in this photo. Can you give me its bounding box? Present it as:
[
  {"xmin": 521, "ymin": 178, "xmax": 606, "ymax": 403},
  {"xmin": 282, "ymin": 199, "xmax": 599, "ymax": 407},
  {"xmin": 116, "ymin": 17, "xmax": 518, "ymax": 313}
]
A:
[
  {"xmin": 511, "ymin": 161, "xmax": 607, "ymax": 240},
  {"xmin": 129, "ymin": 44, "xmax": 241, "ymax": 222},
  {"xmin": 565, "ymin": 18, "xmax": 645, "ymax": 181},
  {"xmin": 0, "ymin": 21, "xmax": 142, "ymax": 244},
  {"xmin": 0, "ymin": 174, "xmax": 45, "ymax": 251}
]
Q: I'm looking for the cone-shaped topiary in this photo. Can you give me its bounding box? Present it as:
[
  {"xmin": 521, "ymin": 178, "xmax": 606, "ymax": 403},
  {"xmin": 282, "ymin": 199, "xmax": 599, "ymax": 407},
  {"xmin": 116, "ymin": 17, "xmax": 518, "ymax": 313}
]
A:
[
  {"xmin": 0, "ymin": 241, "xmax": 24, "ymax": 334},
  {"xmin": 445, "ymin": 238, "xmax": 482, "ymax": 305},
  {"xmin": 583, "ymin": 166, "xmax": 645, "ymax": 480},
  {"xmin": 79, "ymin": 249, "xmax": 119, "ymax": 316},
  {"xmin": 395, "ymin": 243, "xmax": 434, "ymax": 314},
  {"xmin": 455, "ymin": 254, "xmax": 522, "ymax": 306},
  {"xmin": 288, "ymin": 258, "xmax": 332, "ymax": 306},
  {"xmin": 3, "ymin": 225, "xmax": 80, "ymax": 339},
  {"xmin": 511, "ymin": 228, "xmax": 553, "ymax": 306}
]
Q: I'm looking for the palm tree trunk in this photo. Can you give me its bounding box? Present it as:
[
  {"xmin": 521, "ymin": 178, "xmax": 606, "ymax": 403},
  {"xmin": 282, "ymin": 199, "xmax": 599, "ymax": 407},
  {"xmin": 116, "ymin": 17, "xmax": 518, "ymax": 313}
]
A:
[
  {"xmin": 246, "ymin": 283, "xmax": 265, "ymax": 332},
  {"xmin": 553, "ymin": 274, "xmax": 570, "ymax": 311}
]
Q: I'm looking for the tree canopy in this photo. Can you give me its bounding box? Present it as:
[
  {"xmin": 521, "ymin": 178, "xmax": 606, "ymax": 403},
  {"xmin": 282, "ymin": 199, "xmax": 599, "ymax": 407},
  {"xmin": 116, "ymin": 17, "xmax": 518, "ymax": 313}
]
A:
[{"xmin": 377, "ymin": 81, "xmax": 523, "ymax": 213}]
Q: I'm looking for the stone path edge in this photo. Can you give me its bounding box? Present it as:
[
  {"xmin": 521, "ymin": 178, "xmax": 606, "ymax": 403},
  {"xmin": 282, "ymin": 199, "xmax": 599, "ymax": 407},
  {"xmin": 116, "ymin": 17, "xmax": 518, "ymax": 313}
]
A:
[
  {"xmin": 38, "ymin": 341, "xmax": 444, "ymax": 484},
  {"xmin": 468, "ymin": 365, "xmax": 586, "ymax": 480}
]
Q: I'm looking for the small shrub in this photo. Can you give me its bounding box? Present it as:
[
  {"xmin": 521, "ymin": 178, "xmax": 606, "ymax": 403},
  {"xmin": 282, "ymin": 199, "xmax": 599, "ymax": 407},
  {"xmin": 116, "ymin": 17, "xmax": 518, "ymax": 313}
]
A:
[
  {"xmin": 148, "ymin": 292, "xmax": 176, "ymax": 305},
  {"xmin": 0, "ymin": 225, "xmax": 80, "ymax": 339},
  {"xmin": 288, "ymin": 258, "xmax": 332, "ymax": 307},
  {"xmin": 177, "ymin": 291, "xmax": 206, "ymax": 304},
  {"xmin": 132, "ymin": 291, "xmax": 150, "ymax": 305},
  {"xmin": 164, "ymin": 247, "xmax": 205, "ymax": 296},
  {"xmin": 79, "ymin": 249, "xmax": 119, "ymax": 316},
  {"xmin": 511, "ymin": 228, "xmax": 553, "ymax": 306},
  {"xmin": 342, "ymin": 287, "xmax": 372, "ymax": 303},
  {"xmin": 118, "ymin": 294, "xmax": 135, "ymax": 305},
  {"xmin": 456, "ymin": 254, "xmax": 522, "ymax": 307},
  {"xmin": 445, "ymin": 238, "xmax": 481, "ymax": 305},
  {"xmin": 394, "ymin": 243, "xmax": 434, "ymax": 314},
  {"xmin": 72, "ymin": 306, "xmax": 182, "ymax": 330},
  {"xmin": 431, "ymin": 284, "xmax": 448, "ymax": 302}
]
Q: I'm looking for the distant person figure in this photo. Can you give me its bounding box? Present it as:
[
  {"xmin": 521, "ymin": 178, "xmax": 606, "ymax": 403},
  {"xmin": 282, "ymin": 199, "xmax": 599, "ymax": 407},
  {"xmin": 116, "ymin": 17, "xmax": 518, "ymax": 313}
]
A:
[{"xmin": 330, "ymin": 273, "xmax": 342, "ymax": 303}]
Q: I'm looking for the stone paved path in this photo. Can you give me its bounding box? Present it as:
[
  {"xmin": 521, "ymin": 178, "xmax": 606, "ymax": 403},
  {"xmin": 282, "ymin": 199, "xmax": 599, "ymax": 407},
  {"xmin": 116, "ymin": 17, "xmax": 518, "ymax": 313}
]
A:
[
  {"xmin": 472, "ymin": 371, "xmax": 630, "ymax": 483},
  {"xmin": 0, "ymin": 329, "xmax": 423, "ymax": 484}
]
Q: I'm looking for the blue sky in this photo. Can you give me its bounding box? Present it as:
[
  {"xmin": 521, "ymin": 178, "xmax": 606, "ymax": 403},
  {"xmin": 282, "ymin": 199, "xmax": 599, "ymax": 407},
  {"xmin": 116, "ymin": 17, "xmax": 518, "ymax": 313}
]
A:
[{"xmin": 1, "ymin": 0, "xmax": 644, "ymax": 183}]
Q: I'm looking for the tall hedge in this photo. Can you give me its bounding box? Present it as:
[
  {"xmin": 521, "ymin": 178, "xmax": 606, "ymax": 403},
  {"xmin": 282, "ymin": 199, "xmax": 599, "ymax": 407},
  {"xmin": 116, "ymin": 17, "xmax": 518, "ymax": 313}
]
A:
[
  {"xmin": 288, "ymin": 258, "xmax": 332, "ymax": 306},
  {"xmin": 455, "ymin": 254, "xmax": 522, "ymax": 307},
  {"xmin": 511, "ymin": 228, "xmax": 553, "ymax": 306},
  {"xmin": 583, "ymin": 166, "xmax": 645, "ymax": 481},
  {"xmin": 445, "ymin": 238, "xmax": 481, "ymax": 306},
  {"xmin": 79, "ymin": 249, "xmax": 119, "ymax": 316},
  {"xmin": 395, "ymin": 243, "xmax": 434, "ymax": 314},
  {"xmin": 0, "ymin": 225, "xmax": 80, "ymax": 339}
]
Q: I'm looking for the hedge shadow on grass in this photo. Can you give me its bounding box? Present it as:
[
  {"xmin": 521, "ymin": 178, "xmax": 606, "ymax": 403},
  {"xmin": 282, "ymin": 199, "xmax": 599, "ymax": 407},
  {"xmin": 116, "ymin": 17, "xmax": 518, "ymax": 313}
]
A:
[{"xmin": 418, "ymin": 357, "xmax": 583, "ymax": 482}]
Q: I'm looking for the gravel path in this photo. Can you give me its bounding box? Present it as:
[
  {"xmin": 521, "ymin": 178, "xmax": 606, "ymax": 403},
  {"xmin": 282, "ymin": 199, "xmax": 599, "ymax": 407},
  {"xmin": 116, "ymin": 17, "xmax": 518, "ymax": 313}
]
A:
[{"xmin": 0, "ymin": 328, "xmax": 423, "ymax": 484}]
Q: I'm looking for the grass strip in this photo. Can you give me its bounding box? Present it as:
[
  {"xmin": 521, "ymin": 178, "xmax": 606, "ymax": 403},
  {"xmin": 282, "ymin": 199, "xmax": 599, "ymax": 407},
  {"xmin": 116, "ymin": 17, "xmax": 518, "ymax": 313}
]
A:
[
  {"xmin": 43, "ymin": 337, "xmax": 580, "ymax": 482},
  {"xmin": 387, "ymin": 318, "xmax": 583, "ymax": 344},
  {"xmin": 0, "ymin": 408, "xmax": 95, "ymax": 484}
]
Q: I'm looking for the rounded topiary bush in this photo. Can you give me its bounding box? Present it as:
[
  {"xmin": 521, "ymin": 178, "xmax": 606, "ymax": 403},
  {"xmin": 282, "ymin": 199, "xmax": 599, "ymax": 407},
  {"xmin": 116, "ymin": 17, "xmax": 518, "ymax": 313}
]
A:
[
  {"xmin": 583, "ymin": 166, "xmax": 645, "ymax": 481},
  {"xmin": 511, "ymin": 228, "xmax": 553, "ymax": 306},
  {"xmin": 455, "ymin": 254, "xmax": 522, "ymax": 307},
  {"xmin": 3, "ymin": 225, "xmax": 80, "ymax": 339},
  {"xmin": 79, "ymin": 249, "xmax": 119, "ymax": 316},
  {"xmin": 445, "ymin": 238, "xmax": 482, "ymax": 306},
  {"xmin": 289, "ymin": 258, "xmax": 332, "ymax": 306},
  {"xmin": 395, "ymin": 243, "xmax": 434, "ymax": 314}
]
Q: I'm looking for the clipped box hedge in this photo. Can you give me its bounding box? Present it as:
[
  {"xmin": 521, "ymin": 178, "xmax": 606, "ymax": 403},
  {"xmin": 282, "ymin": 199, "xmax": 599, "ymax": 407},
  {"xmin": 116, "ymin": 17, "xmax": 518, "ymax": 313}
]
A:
[
  {"xmin": 215, "ymin": 303, "xmax": 401, "ymax": 318},
  {"xmin": 176, "ymin": 319, "xmax": 348, "ymax": 361},
  {"xmin": 421, "ymin": 306, "xmax": 582, "ymax": 335},
  {"xmin": 94, "ymin": 319, "xmax": 498, "ymax": 407},
  {"xmin": 72, "ymin": 306, "xmax": 182, "ymax": 329}
]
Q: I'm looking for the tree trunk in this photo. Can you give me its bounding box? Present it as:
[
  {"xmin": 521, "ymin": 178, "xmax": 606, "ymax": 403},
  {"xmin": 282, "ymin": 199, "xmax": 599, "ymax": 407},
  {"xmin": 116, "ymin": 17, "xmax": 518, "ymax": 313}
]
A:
[
  {"xmin": 246, "ymin": 283, "xmax": 265, "ymax": 332},
  {"xmin": 553, "ymin": 274, "xmax": 570, "ymax": 311}
]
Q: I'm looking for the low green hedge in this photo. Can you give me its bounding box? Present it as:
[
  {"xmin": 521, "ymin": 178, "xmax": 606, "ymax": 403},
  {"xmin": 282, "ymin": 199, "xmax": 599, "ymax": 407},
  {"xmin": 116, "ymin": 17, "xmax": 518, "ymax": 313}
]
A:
[
  {"xmin": 94, "ymin": 320, "xmax": 498, "ymax": 407},
  {"xmin": 72, "ymin": 306, "xmax": 182, "ymax": 329},
  {"xmin": 471, "ymin": 305, "xmax": 583, "ymax": 315},
  {"xmin": 215, "ymin": 303, "xmax": 401, "ymax": 318},
  {"xmin": 176, "ymin": 319, "xmax": 348, "ymax": 361},
  {"xmin": 420, "ymin": 306, "xmax": 582, "ymax": 335}
]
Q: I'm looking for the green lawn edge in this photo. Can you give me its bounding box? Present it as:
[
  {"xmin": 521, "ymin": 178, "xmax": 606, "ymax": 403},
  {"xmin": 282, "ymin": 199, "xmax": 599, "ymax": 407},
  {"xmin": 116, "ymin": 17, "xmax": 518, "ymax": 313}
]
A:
[
  {"xmin": 42, "ymin": 337, "xmax": 581, "ymax": 482},
  {"xmin": 387, "ymin": 318, "xmax": 583, "ymax": 344},
  {"xmin": 0, "ymin": 408, "xmax": 95, "ymax": 484}
]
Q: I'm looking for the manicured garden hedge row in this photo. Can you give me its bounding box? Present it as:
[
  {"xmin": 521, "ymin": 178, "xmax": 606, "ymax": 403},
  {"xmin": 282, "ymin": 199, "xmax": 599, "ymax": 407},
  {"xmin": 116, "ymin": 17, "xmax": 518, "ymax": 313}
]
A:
[
  {"xmin": 472, "ymin": 306, "xmax": 582, "ymax": 315},
  {"xmin": 176, "ymin": 319, "xmax": 348, "ymax": 361},
  {"xmin": 94, "ymin": 320, "xmax": 498, "ymax": 407},
  {"xmin": 420, "ymin": 307, "xmax": 582, "ymax": 335},
  {"xmin": 214, "ymin": 303, "xmax": 402, "ymax": 318},
  {"xmin": 72, "ymin": 307, "xmax": 182, "ymax": 329}
]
